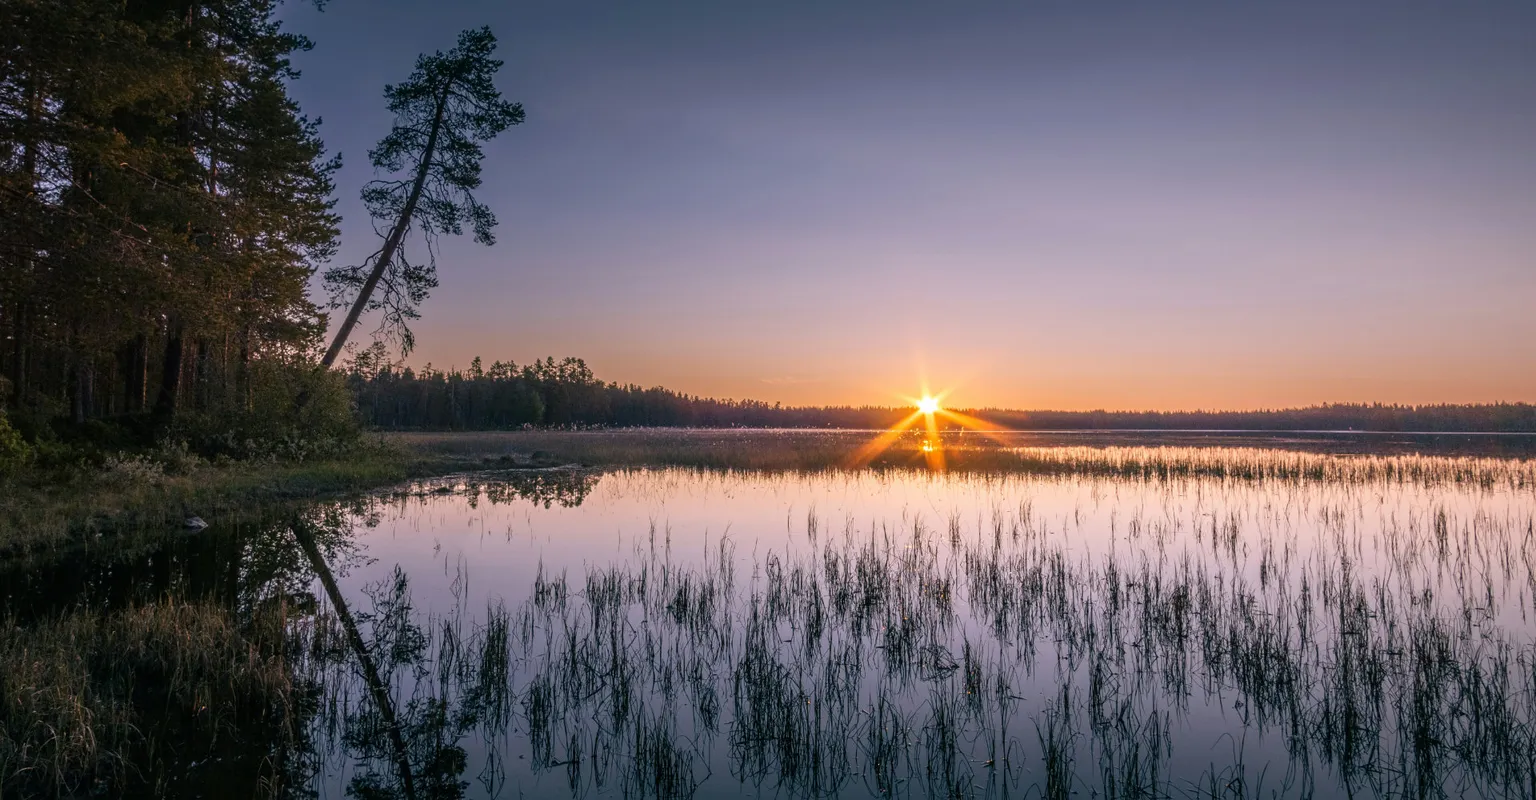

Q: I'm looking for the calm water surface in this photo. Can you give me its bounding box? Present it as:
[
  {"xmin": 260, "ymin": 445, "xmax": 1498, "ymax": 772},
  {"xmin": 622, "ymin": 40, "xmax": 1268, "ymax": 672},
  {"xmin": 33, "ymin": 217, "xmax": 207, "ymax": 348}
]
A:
[{"xmin": 280, "ymin": 462, "xmax": 1535, "ymax": 799}]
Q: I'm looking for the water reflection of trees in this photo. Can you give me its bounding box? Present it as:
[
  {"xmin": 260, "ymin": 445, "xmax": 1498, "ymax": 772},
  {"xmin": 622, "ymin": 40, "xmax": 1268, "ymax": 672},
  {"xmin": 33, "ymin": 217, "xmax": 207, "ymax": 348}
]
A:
[
  {"xmin": 0, "ymin": 471, "xmax": 599, "ymax": 799},
  {"xmin": 283, "ymin": 471, "xmax": 598, "ymax": 800},
  {"xmin": 395, "ymin": 470, "xmax": 601, "ymax": 510},
  {"xmin": 278, "ymin": 473, "xmax": 600, "ymax": 799},
  {"xmin": 472, "ymin": 470, "xmax": 600, "ymax": 509}
]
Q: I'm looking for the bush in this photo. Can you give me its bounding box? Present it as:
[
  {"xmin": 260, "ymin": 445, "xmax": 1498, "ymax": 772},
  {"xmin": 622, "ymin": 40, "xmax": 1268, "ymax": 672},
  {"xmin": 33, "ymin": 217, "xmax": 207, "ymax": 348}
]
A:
[
  {"xmin": 173, "ymin": 361, "xmax": 360, "ymax": 462},
  {"xmin": 3, "ymin": 361, "xmax": 362, "ymax": 473},
  {"xmin": 0, "ymin": 410, "xmax": 29, "ymax": 476},
  {"xmin": 98, "ymin": 452, "xmax": 167, "ymax": 487}
]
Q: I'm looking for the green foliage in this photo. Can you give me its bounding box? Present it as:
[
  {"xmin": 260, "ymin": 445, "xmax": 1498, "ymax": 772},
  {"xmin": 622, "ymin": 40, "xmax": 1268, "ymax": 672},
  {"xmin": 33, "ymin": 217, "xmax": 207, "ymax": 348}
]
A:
[
  {"xmin": 366, "ymin": 27, "xmax": 522, "ymax": 245},
  {"xmin": 0, "ymin": 372, "xmax": 360, "ymax": 477},
  {"xmin": 175, "ymin": 360, "xmax": 360, "ymax": 462},
  {"xmin": 0, "ymin": 410, "xmax": 28, "ymax": 475}
]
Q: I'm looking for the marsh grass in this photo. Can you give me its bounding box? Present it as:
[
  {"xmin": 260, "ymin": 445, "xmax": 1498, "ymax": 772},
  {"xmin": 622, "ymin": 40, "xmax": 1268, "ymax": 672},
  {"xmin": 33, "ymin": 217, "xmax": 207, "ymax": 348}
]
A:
[
  {"xmin": 392, "ymin": 430, "xmax": 1536, "ymax": 489},
  {"xmin": 1009, "ymin": 445, "xmax": 1536, "ymax": 489},
  {"xmin": 0, "ymin": 600, "xmax": 295, "ymax": 797},
  {"xmin": 290, "ymin": 461, "xmax": 1536, "ymax": 799},
  {"xmin": 393, "ymin": 429, "xmax": 883, "ymax": 470}
]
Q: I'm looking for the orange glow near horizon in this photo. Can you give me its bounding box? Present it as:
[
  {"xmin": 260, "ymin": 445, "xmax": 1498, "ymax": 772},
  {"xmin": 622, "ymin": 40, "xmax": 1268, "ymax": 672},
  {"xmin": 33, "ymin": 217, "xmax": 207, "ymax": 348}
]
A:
[
  {"xmin": 849, "ymin": 387, "xmax": 1020, "ymax": 470},
  {"xmin": 921, "ymin": 399, "xmax": 946, "ymax": 470},
  {"xmin": 932, "ymin": 407, "xmax": 1020, "ymax": 448},
  {"xmin": 845, "ymin": 410, "xmax": 924, "ymax": 468}
]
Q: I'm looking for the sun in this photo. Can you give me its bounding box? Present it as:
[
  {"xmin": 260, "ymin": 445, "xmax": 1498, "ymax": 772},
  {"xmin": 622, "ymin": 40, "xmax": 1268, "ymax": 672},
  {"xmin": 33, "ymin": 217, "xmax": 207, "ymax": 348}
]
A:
[{"xmin": 847, "ymin": 385, "xmax": 1014, "ymax": 469}]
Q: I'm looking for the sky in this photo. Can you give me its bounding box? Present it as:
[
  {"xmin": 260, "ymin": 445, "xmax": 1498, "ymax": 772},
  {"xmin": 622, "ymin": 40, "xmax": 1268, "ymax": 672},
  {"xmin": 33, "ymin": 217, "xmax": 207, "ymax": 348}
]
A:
[{"xmin": 279, "ymin": 1, "xmax": 1536, "ymax": 410}]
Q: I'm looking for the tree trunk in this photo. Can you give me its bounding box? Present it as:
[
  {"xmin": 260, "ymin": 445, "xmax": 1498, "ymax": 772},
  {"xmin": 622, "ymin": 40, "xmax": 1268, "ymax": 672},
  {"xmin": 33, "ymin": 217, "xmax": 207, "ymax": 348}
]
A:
[
  {"xmin": 9, "ymin": 70, "xmax": 42, "ymax": 409},
  {"xmin": 125, "ymin": 333, "xmax": 148, "ymax": 413},
  {"xmin": 194, "ymin": 336, "xmax": 211, "ymax": 411},
  {"xmin": 155, "ymin": 325, "xmax": 185, "ymax": 419},
  {"xmin": 292, "ymin": 519, "xmax": 419, "ymax": 800},
  {"xmin": 82, "ymin": 359, "xmax": 93, "ymax": 419},
  {"xmin": 221, "ymin": 331, "xmax": 231, "ymax": 411},
  {"xmin": 8, "ymin": 302, "xmax": 25, "ymax": 407},
  {"xmin": 71, "ymin": 360, "xmax": 85, "ymax": 424},
  {"xmin": 319, "ymin": 90, "xmax": 450, "ymax": 370},
  {"xmin": 239, "ymin": 326, "xmax": 252, "ymax": 411}
]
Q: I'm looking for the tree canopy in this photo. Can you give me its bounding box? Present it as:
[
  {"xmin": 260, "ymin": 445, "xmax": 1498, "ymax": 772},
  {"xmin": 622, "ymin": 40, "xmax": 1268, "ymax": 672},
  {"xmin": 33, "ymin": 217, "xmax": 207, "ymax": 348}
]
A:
[
  {"xmin": 1, "ymin": 0, "xmax": 340, "ymax": 430},
  {"xmin": 321, "ymin": 26, "xmax": 523, "ymax": 364}
]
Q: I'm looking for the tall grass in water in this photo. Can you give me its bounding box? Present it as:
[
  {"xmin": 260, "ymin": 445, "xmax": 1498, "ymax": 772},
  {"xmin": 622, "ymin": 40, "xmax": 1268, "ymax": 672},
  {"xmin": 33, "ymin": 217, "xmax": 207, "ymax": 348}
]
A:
[
  {"xmin": 12, "ymin": 446, "xmax": 1530, "ymax": 797},
  {"xmin": 1008, "ymin": 445, "xmax": 1536, "ymax": 489},
  {"xmin": 292, "ymin": 467, "xmax": 1536, "ymax": 799},
  {"xmin": 394, "ymin": 429, "xmax": 1536, "ymax": 489}
]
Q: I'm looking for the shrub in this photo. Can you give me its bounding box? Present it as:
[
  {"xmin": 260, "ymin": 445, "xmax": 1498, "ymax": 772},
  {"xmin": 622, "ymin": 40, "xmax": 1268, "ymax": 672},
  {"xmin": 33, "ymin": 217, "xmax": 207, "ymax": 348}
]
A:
[
  {"xmin": 174, "ymin": 361, "xmax": 361, "ymax": 462},
  {"xmin": 98, "ymin": 452, "xmax": 166, "ymax": 487},
  {"xmin": 0, "ymin": 411, "xmax": 28, "ymax": 475}
]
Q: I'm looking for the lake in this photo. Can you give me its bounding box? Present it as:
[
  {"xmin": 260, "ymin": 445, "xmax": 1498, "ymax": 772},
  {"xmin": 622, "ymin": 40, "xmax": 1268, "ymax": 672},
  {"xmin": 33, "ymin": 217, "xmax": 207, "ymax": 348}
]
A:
[{"xmin": 5, "ymin": 436, "xmax": 1535, "ymax": 798}]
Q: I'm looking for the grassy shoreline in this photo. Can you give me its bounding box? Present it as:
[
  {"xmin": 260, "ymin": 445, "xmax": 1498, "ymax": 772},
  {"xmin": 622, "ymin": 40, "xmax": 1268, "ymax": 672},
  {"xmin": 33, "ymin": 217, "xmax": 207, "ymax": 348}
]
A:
[
  {"xmin": 0, "ymin": 438, "xmax": 466, "ymax": 558},
  {"xmin": 8, "ymin": 427, "xmax": 1533, "ymax": 558},
  {"xmin": 392, "ymin": 428, "xmax": 1536, "ymax": 484},
  {"xmin": 0, "ymin": 600, "xmax": 293, "ymax": 797}
]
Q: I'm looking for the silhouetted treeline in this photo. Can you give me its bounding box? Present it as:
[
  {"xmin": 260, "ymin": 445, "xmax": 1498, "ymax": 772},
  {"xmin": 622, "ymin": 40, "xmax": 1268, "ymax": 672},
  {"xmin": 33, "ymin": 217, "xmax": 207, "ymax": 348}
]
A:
[
  {"xmin": 346, "ymin": 355, "xmax": 912, "ymax": 430},
  {"xmin": 970, "ymin": 404, "xmax": 1536, "ymax": 433},
  {"xmin": 347, "ymin": 356, "xmax": 1536, "ymax": 432}
]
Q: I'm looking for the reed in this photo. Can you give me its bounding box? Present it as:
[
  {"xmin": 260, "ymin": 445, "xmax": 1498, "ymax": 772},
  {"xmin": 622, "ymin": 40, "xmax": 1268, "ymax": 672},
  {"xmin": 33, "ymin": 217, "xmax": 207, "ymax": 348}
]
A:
[
  {"xmin": 0, "ymin": 600, "xmax": 294, "ymax": 797},
  {"xmin": 390, "ymin": 429, "xmax": 1536, "ymax": 489},
  {"xmin": 283, "ymin": 462, "xmax": 1536, "ymax": 798}
]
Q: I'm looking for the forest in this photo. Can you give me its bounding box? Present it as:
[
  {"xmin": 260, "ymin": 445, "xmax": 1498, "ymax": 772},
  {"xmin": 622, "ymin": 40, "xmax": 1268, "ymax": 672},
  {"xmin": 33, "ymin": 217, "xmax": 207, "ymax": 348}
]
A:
[
  {"xmin": 1, "ymin": 1, "xmax": 520, "ymax": 469},
  {"xmin": 347, "ymin": 355, "xmax": 1536, "ymax": 432},
  {"xmin": 1, "ymin": 0, "xmax": 354, "ymax": 458}
]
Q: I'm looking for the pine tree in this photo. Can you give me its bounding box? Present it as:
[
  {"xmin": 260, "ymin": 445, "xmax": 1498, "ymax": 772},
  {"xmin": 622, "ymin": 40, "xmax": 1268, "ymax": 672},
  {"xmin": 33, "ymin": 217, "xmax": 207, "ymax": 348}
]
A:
[{"xmin": 321, "ymin": 27, "xmax": 523, "ymax": 366}]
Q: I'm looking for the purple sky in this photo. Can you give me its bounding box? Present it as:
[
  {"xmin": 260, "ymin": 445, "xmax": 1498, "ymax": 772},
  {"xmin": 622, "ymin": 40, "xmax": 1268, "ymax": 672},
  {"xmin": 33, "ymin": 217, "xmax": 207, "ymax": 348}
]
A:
[{"xmin": 282, "ymin": 1, "xmax": 1536, "ymax": 409}]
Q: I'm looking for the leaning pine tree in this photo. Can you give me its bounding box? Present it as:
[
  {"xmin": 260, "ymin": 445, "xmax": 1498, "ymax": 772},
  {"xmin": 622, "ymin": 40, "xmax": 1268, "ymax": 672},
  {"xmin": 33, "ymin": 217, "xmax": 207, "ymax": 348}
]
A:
[{"xmin": 322, "ymin": 27, "xmax": 524, "ymax": 366}]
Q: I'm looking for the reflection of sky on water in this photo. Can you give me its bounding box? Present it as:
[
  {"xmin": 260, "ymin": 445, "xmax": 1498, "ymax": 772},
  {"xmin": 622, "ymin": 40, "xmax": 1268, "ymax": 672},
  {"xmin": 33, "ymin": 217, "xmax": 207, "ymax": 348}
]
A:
[
  {"xmin": 347, "ymin": 468, "xmax": 1535, "ymax": 629},
  {"xmin": 308, "ymin": 466, "xmax": 1536, "ymax": 798}
]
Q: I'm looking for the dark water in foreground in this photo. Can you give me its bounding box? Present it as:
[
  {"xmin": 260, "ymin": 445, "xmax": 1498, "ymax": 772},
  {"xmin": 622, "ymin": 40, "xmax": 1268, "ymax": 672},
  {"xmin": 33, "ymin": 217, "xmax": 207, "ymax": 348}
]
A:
[{"xmin": 6, "ymin": 440, "xmax": 1536, "ymax": 798}]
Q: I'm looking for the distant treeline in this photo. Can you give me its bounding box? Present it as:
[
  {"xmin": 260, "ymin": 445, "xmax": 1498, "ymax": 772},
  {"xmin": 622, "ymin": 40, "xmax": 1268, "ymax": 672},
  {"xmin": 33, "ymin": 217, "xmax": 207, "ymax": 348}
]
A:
[
  {"xmin": 347, "ymin": 355, "xmax": 913, "ymax": 430},
  {"xmin": 347, "ymin": 356, "xmax": 1536, "ymax": 433},
  {"xmin": 969, "ymin": 406, "xmax": 1536, "ymax": 433}
]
